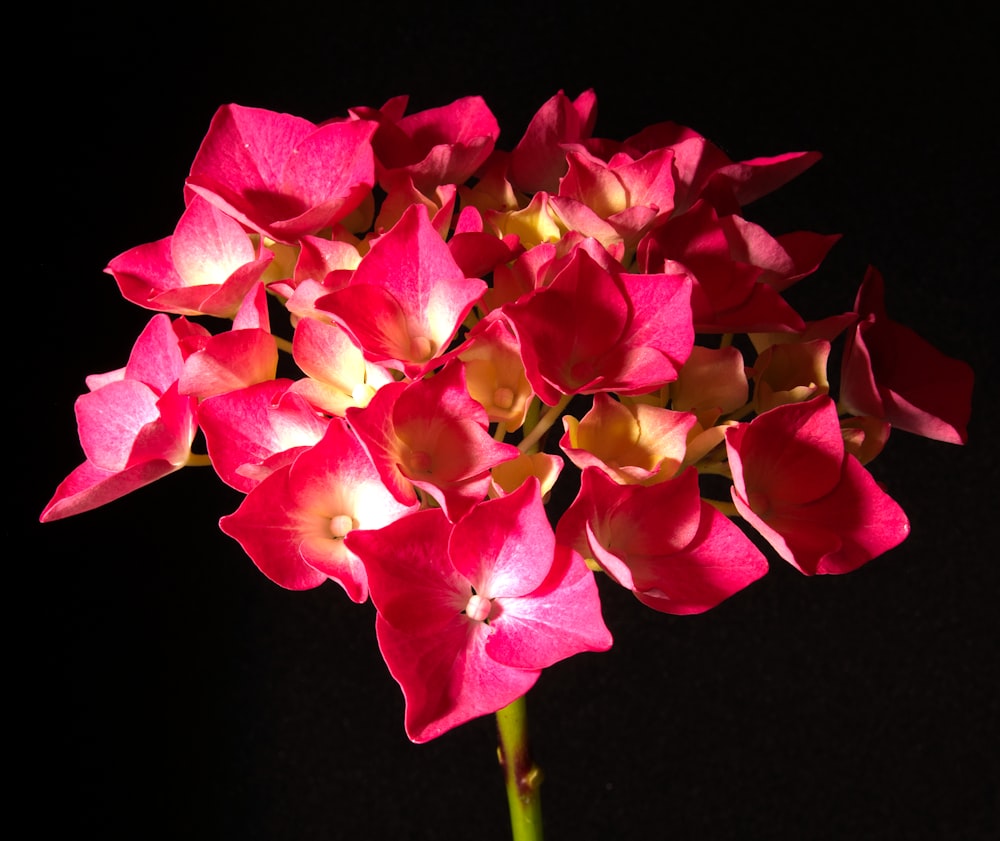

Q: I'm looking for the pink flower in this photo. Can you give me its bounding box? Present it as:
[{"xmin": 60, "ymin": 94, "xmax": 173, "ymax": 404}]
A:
[
  {"xmin": 197, "ymin": 378, "xmax": 329, "ymax": 493},
  {"xmin": 346, "ymin": 479, "xmax": 612, "ymax": 742},
  {"xmin": 40, "ymin": 314, "xmax": 206, "ymax": 521},
  {"xmin": 503, "ymin": 241, "xmax": 694, "ymax": 403},
  {"xmin": 557, "ymin": 466, "xmax": 768, "ymax": 614},
  {"xmin": 352, "ymin": 95, "xmax": 500, "ymax": 193},
  {"xmin": 316, "ymin": 203, "xmax": 486, "ymax": 378},
  {"xmin": 346, "ymin": 361, "xmax": 520, "ymax": 521},
  {"xmin": 636, "ymin": 199, "xmax": 807, "ymax": 333},
  {"xmin": 550, "ymin": 143, "xmax": 677, "ymax": 251},
  {"xmin": 508, "ymin": 89, "xmax": 598, "ymax": 194},
  {"xmin": 288, "ymin": 316, "xmax": 395, "ymax": 417},
  {"xmin": 185, "ymin": 103, "xmax": 377, "ymax": 244},
  {"xmin": 106, "ymin": 195, "xmax": 274, "ymax": 318},
  {"xmin": 559, "ymin": 392, "xmax": 697, "ymax": 485},
  {"xmin": 176, "ymin": 283, "xmax": 278, "ymax": 400},
  {"xmin": 725, "ymin": 396, "xmax": 910, "ymax": 575},
  {"xmin": 841, "ymin": 266, "xmax": 974, "ymax": 444},
  {"xmin": 219, "ymin": 418, "xmax": 419, "ymax": 600}
]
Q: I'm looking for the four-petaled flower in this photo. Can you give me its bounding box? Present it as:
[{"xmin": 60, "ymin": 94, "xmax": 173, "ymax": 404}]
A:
[{"xmin": 347, "ymin": 479, "xmax": 613, "ymax": 742}]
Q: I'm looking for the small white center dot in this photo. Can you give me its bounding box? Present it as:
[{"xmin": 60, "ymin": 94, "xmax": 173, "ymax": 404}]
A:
[
  {"xmin": 465, "ymin": 593, "xmax": 492, "ymax": 623},
  {"xmin": 329, "ymin": 514, "xmax": 355, "ymax": 539}
]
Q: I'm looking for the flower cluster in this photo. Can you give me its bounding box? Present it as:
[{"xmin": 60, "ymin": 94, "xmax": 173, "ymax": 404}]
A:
[{"xmin": 42, "ymin": 91, "xmax": 974, "ymax": 743}]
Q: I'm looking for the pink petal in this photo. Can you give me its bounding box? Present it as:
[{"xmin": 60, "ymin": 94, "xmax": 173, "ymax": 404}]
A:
[
  {"xmin": 841, "ymin": 267, "xmax": 974, "ymax": 444},
  {"xmin": 319, "ymin": 203, "xmax": 485, "ymax": 376},
  {"xmin": 375, "ymin": 613, "xmax": 538, "ymax": 744},
  {"xmin": 732, "ymin": 456, "xmax": 910, "ymax": 575},
  {"xmin": 509, "ymin": 89, "xmax": 598, "ymax": 193},
  {"xmin": 726, "ymin": 397, "xmax": 845, "ymax": 507},
  {"xmin": 345, "ymin": 381, "xmax": 418, "ymax": 506},
  {"xmin": 218, "ymin": 464, "xmax": 331, "ymax": 591},
  {"xmin": 449, "ymin": 479, "xmax": 555, "ymax": 597},
  {"xmin": 171, "ymin": 194, "xmax": 258, "ymax": 284},
  {"xmin": 486, "ymin": 542, "xmax": 612, "ymax": 669},
  {"xmin": 348, "ymin": 507, "xmax": 469, "ymax": 635},
  {"xmin": 106, "ymin": 236, "xmax": 186, "ymax": 310},
  {"xmin": 40, "ymin": 458, "xmax": 182, "ymax": 523},
  {"xmin": 627, "ymin": 504, "xmax": 768, "ymax": 614},
  {"xmin": 178, "ymin": 328, "xmax": 278, "ymax": 399},
  {"xmin": 123, "ymin": 314, "xmax": 195, "ymax": 393},
  {"xmin": 75, "ymin": 379, "xmax": 162, "ymax": 471},
  {"xmin": 198, "ymin": 379, "xmax": 328, "ymax": 492}
]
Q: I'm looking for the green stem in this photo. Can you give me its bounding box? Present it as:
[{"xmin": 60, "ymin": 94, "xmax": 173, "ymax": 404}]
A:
[
  {"xmin": 518, "ymin": 394, "xmax": 572, "ymax": 454},
  {"xmin": 496, "ymin": 695, "xmax": 544, "ymax": 841}
]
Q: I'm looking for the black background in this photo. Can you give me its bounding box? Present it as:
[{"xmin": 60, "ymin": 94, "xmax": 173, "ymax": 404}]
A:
[{"xmin": 22, "ymin": 5, "xmax": 997, "ymax": 840}]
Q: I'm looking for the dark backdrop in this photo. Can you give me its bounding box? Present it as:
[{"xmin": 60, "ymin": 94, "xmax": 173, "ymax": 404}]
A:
[{"xmin": 23, "ymin": 6, "xmax": 997, "ymax": 840}]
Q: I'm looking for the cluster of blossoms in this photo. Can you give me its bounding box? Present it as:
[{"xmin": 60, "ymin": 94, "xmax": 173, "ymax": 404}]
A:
[{"xmin": 43, "ymin": 91, "xmax": 974, "ymax": 743}]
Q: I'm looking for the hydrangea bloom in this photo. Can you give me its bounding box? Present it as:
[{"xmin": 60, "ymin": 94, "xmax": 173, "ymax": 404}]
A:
[{"xmin": 42, "ymin": 91, "xmax": 974, "ymax": 752}]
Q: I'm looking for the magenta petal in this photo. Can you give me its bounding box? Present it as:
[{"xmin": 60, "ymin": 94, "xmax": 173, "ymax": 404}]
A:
[
  {"xmin": 281, "ymin": 119, "xmax": 376, "ymax": 211},
  {"xmin": 504, "ymin": 247, "xmax": 630, "ymax": 402},
  {"xmin": 186, "ymin": 105, "xmax": 376, "ymax": 243},
  {"xmin": 727, "ymin": 397, "xmax": 845, "ymax": 507},
  {"xmin": 171, "ymin": 194, "xmax": 257, "ymax": 282},
  {"xmin": 842, "ymin": 267, "xmax": 974, "ymax": 444},
  {"xmin": 375, "ymin": 613, "xmax": 539, "ymax": 743},
  {"xmin": 590, "ymin": 466, "xmax": 703, "ymax": 553},
  {"xmin": 219, "ymin": 465, "xmax": 330, "ymax": 591},
  {"xmin": 509, "ymin": 89, "xmax": 597, "ymax": 194},
  {"xmin": 320, "ymin": 203, "xmax": 485, "ymax": 375},
  {"xmin": 107, "ymin": 236, "xmax": 185, "ymax": 310},
  {"xmin": 585, "ymin": 520, "xmax": 637, "ymax": 590},
  {"xmin": 198, "ymin": 379, "xmax": 328, "ymax": 492},
  {"xmin": 345, "ymin": 381, "xmax": 418, "ymax": 507},
  {"xmin": 728, "ymin": 397, "xmax": 912, "ymax": 576},
  {"xmin": 449, "ymin": 479, "xmax": 555, "ymax": 596},
  {"xmin": 486, "ymin": 543, "xmax": 612, "ymax": 669},
  {"xmin": 75, "ymin": 380, "xmax": 163, "ymax": 471},
  {"xmin": 614, "ymin": 270, "xmax": 694, "ymax": 389},
  {"xmin": 707, "ymin": 150, "xmax": 822, "ymax": 209},
  {"xmin": 293, "ymin": 420, "xmax": 417, "ymax": 601},
  {"xmin": 40, "ymin": 458, "xmax": 181, "ymax": 522},
  {"xmin": 348, "ymin": 507, "xmax": 469, "ymax": 634},
  {"xmin": 733, "ymin": 456, "xmax": 910, "ymax": 575},
  {"xmin": 318, "ymin": 283, "xmax": 411, "ymax": 368},
  {"xmin": 629, "ymin": 504, "xmax": 768, "ymax": 614},
  {"xmin": 385, "ymin": 362, "xmax": 520, "ymax": 520},
  {"xmin": 178, "ymin": 328, "xmax": 278, "ymax": 399},
  {"xmin": 123, "ymin": 314, "xmax": 192, "ymax": 393},
  {"xmin": 220, "ymin": 418, "xmax": 416, "ymax": 599}
]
